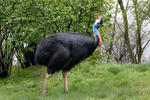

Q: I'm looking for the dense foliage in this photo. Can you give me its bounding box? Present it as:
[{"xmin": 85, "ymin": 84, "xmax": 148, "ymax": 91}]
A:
[{"xmin": 0, "ymin": 0, "xmax": 113, "ymax": 77}]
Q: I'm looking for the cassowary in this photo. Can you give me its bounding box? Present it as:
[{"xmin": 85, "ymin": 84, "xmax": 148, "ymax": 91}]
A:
[{"xmin": 34, "ymin": 15, "xmax": 103, "ymax": 96}]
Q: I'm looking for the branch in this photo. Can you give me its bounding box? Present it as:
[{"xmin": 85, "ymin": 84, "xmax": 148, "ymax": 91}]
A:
[
  {"xmin": 126, "ymin": 0, "xmax": 130, "ymax": 10},
  {"xmin": 107, "ymin": 2, "xmax": 119, "ymax": 56},
  {"xmin": 142, "ymin": 39, "xmax": 150, "ymax": 52},
  {"xmin": 116, "ymin": 21, "xmax": 124, "ymax": 35},
  {"xmin": 141, "ymin": 2, "xmax": 150, "ymax": 21},
  {"xmin": 112, "ymin": 2, "xmax": 119, "ymax": 36},
  {"xmin": 109, "ymin": 27, "xmax": 124, "ymax": 37}
]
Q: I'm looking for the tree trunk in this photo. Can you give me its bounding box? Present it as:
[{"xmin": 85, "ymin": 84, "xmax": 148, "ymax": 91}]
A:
[
  {"xmin": 0, "ymin": 61, "xmax": 11, "ymax": 78},
  {"xmin": 133, "ymin": 0, "xmax": 142, "ymax": 63},
  {"xmin": 118, "ymin": 0, "xmax": 136, "ymax": 63},
  {"xmin": 0, "ymin": 67, "xmax": 9, "ymax": 78}
]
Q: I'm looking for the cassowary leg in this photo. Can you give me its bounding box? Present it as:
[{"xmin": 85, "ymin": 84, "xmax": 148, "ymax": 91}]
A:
[
  {"xmin": 62, "ymin": 71, "xmax": 68, "ymax": 92},
  {"xmin": 41, "ymin": 72, "xmax": 51, "ymax": 96}
]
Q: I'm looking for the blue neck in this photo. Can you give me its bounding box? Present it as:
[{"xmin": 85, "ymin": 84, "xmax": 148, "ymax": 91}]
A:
[{"xmin": 93, "ymin": 24, "xmax": 99, "ymax": 36}]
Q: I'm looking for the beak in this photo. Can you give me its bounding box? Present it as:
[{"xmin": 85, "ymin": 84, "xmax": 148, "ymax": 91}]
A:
[
  {"xmin": 100, "ymin": 24, "xmax": 104, "ymax": 27},
  {"xmin": 97, "ymin": 23, "xmax": 104, "ymax": 28},
  {"xmin": 99, "ymin": 17, "xmax": 104, "ymax": 27}
]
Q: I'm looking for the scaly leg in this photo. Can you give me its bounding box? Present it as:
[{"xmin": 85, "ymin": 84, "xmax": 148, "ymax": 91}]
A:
[
  {"xmin": 62, "ymin": 71, "xmax": 68, "ymax": 92},
  {"xmin": 41, "ymin": 72, "xmax": 51, "ymax": 96}
]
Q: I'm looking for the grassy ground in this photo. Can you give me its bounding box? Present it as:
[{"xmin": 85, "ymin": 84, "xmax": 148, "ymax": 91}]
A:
[{"xmin": 0, "ymin": 61, "xmax": 150, "ymax": 100}]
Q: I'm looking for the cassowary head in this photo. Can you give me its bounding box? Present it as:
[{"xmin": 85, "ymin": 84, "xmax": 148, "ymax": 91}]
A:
[
  {"xmin": 93, "ymin": 14, "xmax": 103, "ymax": 36},
  {"xmin": 95, "ymin": 14, "xmax": 104, "ymax": 28}
]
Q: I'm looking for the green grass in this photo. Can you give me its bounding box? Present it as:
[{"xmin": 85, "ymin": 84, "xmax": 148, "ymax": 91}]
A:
[{"xmin": 0, "ymin": 62, "xmax": 150, "ymax": 100}]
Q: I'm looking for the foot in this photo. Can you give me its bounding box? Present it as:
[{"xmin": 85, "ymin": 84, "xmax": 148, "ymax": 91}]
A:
[
  {"xmin": 64, "ymin": 88, "xmax": 68, "ymax": 93},
  {"xmin": 41, "ymin": 90, "xmax": 46, "ymax": 96}
]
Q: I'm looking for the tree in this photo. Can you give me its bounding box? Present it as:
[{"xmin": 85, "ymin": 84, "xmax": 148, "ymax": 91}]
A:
[
  {"xmin": 133, "ymin": 0, "xmax": 150, "ymax": 63},
  {"xmin": 117, "ymin": 0, "xmax": 150, "ymax": 64},
  {"xmin": 0, "ymin": 0, "xmax": 16, "ymax": 77}
]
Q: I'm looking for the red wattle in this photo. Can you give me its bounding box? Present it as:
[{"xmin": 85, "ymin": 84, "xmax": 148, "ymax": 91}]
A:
[{"xmin": 98, "ymin": 34, "xmax": 102, "ymax": 47}]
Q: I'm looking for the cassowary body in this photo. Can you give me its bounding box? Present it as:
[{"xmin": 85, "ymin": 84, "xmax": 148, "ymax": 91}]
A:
[
  {"xmin": 34, "ymin": 15, "xmax": 103, "ymax": 96},
  {"xmin": 35, "ymin": 33, "xmax": 99, "ymax": 74}
]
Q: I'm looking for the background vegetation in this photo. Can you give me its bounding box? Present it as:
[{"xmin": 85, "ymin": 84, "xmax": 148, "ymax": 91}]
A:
[
  {"xmin": 0, "ymin": 0, "xmax": 150, "ymax": 99},
  {"xmin": 0, "ymin": 0, "xmax": 113, "ymax": 78}
]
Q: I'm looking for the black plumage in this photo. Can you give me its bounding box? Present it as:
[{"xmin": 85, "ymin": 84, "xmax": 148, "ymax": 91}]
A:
[{"xmin": 35, "ymin": 32, "xmax": 99, "ymax": 74}]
